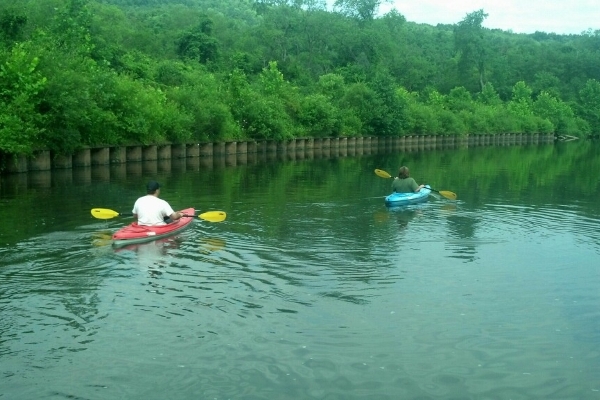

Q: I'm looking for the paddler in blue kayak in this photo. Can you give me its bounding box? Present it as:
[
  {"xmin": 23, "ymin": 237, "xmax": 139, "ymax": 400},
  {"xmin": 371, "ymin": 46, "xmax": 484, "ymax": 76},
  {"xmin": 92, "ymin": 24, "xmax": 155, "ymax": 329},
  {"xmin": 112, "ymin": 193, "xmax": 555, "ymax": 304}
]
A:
[
  {"xmin": 391, "ymin": 166, "xmax": 425, "ymax": 193},
  {"xmin": 132, "ymin": 180, "xmax": 186, "ymax": 226}
]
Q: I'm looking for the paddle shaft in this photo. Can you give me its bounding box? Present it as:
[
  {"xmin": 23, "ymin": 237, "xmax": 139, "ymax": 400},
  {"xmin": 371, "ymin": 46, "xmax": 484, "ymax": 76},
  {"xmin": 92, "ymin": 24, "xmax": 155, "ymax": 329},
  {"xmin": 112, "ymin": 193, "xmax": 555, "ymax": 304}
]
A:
[
  {"xmin": 91, "ymin": 208, "xmax": 227, "ymax": 222},
  {"xmin": 116, "ymin": 212, "xmax": 196, "ymax": 218}
]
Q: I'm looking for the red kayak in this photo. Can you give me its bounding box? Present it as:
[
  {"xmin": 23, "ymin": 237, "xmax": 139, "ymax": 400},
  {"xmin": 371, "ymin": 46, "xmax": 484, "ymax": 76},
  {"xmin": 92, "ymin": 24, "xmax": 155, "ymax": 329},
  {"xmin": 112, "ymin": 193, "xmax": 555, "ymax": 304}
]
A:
[{"xmin": 112, "ymin": 207, "xmax": 196, "ymax": 247}]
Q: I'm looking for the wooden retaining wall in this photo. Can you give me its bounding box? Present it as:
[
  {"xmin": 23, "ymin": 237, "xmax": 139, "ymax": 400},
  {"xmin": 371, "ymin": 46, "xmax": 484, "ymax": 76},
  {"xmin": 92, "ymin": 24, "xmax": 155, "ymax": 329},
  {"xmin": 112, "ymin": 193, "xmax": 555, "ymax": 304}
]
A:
[{"xmin": 1, "ymin": 134, "xmax": 556, "ymax": 174}]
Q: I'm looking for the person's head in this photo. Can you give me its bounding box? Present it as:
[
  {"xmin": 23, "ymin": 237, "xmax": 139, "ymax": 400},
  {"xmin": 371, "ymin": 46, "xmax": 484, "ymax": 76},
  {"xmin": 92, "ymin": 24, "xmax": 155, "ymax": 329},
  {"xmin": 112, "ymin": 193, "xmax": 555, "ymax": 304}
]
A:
[
  {"xmin": 146, "ymin": 180, "xmax": 160, "ymax": 195},
  {"xmin": 398, "ymin": 166, "xmax": 410, "ymax": 179}
]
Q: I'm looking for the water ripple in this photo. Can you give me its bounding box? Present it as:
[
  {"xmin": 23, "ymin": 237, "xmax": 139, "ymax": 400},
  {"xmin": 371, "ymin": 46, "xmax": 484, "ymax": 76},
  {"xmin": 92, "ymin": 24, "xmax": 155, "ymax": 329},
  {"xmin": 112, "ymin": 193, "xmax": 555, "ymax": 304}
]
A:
[{"xmin": 2, "ymin": 165, "xmax": 600, "ymax": 399}]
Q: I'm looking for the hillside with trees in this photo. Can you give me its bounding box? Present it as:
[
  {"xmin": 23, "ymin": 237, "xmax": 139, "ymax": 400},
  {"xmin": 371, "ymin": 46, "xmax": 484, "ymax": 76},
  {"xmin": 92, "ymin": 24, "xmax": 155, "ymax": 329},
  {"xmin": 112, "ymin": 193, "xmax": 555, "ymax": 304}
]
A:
[{"xmin": 1, "ymin": 0, "xmax": 599, "ymax": 161}]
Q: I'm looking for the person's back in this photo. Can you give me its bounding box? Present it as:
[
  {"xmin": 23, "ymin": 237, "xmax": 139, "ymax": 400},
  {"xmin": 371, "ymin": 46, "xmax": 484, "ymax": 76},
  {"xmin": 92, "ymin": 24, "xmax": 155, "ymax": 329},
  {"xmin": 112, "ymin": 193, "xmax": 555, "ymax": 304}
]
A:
[
  {"xmin": 392, "ymin": 177, "xmax": 419, "ymax": 193},
  {"xmin": 133, "ymin": 194, "xmax": 174, "ymax": 226},
  {"xmin": 132, "ymin": 180, "xmax": 183, "ymax": 226},
  {"xmin": 391, "ymin": 166, "xmax": 424, "ymax": 193}
]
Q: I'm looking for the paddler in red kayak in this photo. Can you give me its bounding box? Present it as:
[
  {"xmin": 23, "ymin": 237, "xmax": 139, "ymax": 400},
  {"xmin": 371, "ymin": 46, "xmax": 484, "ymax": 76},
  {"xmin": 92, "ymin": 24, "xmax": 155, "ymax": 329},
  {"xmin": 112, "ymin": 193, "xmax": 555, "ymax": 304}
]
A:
[{"xmin": 132, "ymin": 180, "xmax": 186, "ymax": 226}]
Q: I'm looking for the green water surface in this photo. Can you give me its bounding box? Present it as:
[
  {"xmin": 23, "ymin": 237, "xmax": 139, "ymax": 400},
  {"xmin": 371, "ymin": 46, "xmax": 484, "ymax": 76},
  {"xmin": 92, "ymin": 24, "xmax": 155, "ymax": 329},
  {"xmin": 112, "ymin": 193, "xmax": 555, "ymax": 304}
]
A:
[{"xmin": 1, "ymin": 141, "xmax": 599, "ymax": 399}]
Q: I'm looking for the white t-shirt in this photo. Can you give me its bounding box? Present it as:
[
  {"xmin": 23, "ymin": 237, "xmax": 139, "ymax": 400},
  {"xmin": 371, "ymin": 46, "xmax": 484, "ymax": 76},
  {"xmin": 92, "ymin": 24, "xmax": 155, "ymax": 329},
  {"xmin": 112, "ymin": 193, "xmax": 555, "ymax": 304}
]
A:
[{"xmin": 132, "ymin": 195, "xmax": 175, "ymax": 226}]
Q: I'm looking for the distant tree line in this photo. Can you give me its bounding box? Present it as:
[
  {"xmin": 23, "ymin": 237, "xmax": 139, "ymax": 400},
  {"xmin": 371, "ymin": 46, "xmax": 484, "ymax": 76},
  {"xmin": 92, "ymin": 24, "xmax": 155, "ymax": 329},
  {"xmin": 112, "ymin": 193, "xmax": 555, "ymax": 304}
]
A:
[{"xmin": 1, "ymin": 0, "xmax": 599, "ymax": 160}]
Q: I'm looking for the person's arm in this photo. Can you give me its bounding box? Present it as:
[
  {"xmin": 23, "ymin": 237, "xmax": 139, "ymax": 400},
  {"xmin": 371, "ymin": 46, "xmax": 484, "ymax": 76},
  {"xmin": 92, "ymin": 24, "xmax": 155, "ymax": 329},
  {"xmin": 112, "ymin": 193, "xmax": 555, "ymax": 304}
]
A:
[
  {"xmin": 411, "ymin": 178, "xmax": 424, "ymax": 192},
  {"xmin": 169, "ymin": 210, "xmax": 186, "ymax": 221},
  {"xmin": 132, "ymin": 203, "xmax": 138, "ymax": 221}
]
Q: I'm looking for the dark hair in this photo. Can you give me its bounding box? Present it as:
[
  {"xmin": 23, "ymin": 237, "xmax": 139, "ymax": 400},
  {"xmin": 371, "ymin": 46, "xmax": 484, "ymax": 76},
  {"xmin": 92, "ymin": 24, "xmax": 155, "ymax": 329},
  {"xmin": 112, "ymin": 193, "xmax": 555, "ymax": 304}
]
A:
[
  {"xmin": 146, "ymin": 180, "xmax": 160, "ymax": 194},
  {"xmin": 398, "ymin": 166, "xmax": 410, "ymax": 179}
]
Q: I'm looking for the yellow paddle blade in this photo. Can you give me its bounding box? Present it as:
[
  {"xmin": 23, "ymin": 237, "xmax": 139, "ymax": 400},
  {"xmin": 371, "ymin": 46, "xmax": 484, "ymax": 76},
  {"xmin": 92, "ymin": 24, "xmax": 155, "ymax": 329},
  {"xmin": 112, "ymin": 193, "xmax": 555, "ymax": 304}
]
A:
[
  {"xmin": 374, "ymin": 169, "xmax": 392, "ymax": 178},
  {"xmin": 439, "ymin": 191, "xmax": 457, "ymax": 201},
  {"xmin": 91, "ymin": 208, "xmax": 120, "ymax": 219},
  {"xmin": 199, "ymin": 211, "xmax": 226, "ymax": 223}
]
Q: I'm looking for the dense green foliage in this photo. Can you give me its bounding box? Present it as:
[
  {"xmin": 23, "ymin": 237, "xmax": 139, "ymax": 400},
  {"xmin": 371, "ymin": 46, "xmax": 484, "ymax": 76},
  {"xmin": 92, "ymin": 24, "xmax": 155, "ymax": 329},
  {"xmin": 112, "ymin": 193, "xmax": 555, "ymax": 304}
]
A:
[{"xmin": 1, "ymin": 0, "xmax": 599, "ymax": 157}]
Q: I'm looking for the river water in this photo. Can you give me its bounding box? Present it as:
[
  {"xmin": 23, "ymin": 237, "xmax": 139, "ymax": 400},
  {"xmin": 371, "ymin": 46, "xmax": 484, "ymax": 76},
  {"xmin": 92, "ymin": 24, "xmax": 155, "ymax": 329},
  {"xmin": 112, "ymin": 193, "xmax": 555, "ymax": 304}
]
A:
[{"xmin": 1, "ymin": 141, "xmax": 599, "ymax": 399}]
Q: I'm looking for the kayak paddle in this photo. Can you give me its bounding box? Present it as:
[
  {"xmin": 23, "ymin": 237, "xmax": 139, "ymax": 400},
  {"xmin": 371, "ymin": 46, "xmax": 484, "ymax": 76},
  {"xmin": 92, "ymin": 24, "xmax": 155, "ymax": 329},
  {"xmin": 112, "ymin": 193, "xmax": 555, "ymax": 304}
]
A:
[
  {"xmin": 91, "ymin": 208, "xmax": 227, "ymax": 222},
  {"xmin": 374, "ymin": 169, "xmax": 457, "ymax": 200}
]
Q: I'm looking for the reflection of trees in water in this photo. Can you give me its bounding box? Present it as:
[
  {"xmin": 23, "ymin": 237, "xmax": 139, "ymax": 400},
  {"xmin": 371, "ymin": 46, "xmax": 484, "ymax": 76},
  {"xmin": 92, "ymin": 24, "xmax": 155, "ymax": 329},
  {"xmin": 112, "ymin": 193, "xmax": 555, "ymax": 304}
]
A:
[
  {"xmin": 320, "ymin": 291, "xmax": 369, "ymax": 305},
  {"xmin": 109, "ymin": 233, "xmax": 226, "ymax": 256},
  {"xmin": 393, "ymin": 209, "xmax": 419, "ymax": 230},
  {"xmin": 385, "ymin": 203, "xmax": 429, "ymax": 231},
  {"xmin": 0, "ymin": 232, "xmax": 110, "ymax": 359},
  {"xmin": 61, "ymin": 293, "xmax": 102, "ymax": 333},
  {"xmin": 445, "ymin": 215, "xmax": 479, "ymax": 262},
  {"xmin": 317, "ymin": 205, "xmax": 429, "ymax": 305}
]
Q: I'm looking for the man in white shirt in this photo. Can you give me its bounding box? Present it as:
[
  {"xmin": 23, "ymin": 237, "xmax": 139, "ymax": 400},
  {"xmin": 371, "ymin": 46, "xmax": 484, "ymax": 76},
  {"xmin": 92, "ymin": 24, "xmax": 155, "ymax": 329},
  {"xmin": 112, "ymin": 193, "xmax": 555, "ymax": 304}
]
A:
[{"xmin": 132, "ymin": 181, "xmax": 185, "ymax": 226}]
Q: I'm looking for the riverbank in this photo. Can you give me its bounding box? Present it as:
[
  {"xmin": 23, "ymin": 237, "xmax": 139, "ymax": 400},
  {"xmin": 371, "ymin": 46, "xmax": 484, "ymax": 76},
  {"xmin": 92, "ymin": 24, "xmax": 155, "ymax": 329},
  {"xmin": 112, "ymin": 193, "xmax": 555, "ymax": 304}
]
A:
[{"xmin": 1, "ymin": 133, "xmax": 555, "ymax": 175}]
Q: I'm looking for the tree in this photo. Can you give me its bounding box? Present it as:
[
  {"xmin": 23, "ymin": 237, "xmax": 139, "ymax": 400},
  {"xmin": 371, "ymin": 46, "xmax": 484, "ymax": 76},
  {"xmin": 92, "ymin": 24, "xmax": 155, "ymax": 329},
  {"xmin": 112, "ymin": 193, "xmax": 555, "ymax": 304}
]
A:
[
  {"xmin": 0, "ymin": 7, "xmax": 28, "ymax": 44},
  {"xmin": 296, "ymin": 94, "xmax": 342, "ymax": 137},
  {"xmin": 508, "ymin": 81, "xmax": 533, "ymax": 117},
  {"xmin": 454, "ymin": 9, "xmax": 488, "ymax": 92},
  {"xmin": 0, "ymin": 43, "xmax": 47, "ymax": 155},
  {"xmin": 176, "ymin": 15, "xmax": 219, "ymax": 64},
  {"xmin": 3, "ymin": 0, "xmax": 600, "ymax": 157},
  {"xmin": 577, "ymin": 79, "xmax": 600, "ymax": 134},
  {"xmin": 478, "ymin": 82, "xmax": 502, "ymax": 106},
  {"xmin": 52, "ymin": 0, "xmax": 94, "ymax": 57},
  {"xmin": 533, "ymin": 91, "xmax": 581, "ymax": 135},
  {"xmin": 447, "ymin": 86, "xmax": 474, "ymax": 112},
  {"xmin": 333, "ymin": 0, "xmax": 390, "ymax": 21},
  {"xmin": 367, "ymin": 67, "xmax": 408, "ymax": 135}
]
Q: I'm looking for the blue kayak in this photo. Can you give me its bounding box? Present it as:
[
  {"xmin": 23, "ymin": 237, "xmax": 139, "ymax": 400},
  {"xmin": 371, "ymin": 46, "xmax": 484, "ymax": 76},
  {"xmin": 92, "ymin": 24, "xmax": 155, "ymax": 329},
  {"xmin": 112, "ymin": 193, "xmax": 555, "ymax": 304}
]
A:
[{"xmin": 385, "ymin": 186, "xmax": 431, "ymax": 207}]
